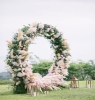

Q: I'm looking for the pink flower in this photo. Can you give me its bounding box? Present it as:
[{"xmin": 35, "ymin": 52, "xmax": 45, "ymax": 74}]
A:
[
  {"xmin": 29, "ymin": 38, "xmax": 33, "ymax": 42},
  {"xmin": 49, "ymin": 25, "xmax": 53, "ymax": 29},
  {"xmin": 19, "ymin": 50, "xmax": 27, "ymax": 55},
  {"xmin": 27, "ymin": 27, "xmax": 37, "ymax": 33},
  {"xmin": 62, "ymin": 69, "xmax": 68, "ymax": 75},
  {"xmin": 26, "ymin": 73, "xmax": 31, "ymax": 77},
  {"xmin": 47, "ymin": 73, "xmax": 53, "ymax": 76},
  {"xmin": 12, "ymin": 62, "xmax": 19, "ymax": 66},
  {"xmin": 17, "ymin": 72, "xmax": 23, "ymax": 77},
  {"xmin": 18, "ymin": 55, "xmax": 24, "ymax": 59},
  {"xmin": 46, "ymin": 28, "xmax": 50, "ymax": 32},
  {"xmin": 38, "ymin": 23, "xmax": 44, "ymax": 29},
  {"xmin": 64, "ymin": 63, "xmax": 69, "ymax": 68},
  {"xmin": 25, "ymin": 67, "xmax": 32, "ymax": 75}
]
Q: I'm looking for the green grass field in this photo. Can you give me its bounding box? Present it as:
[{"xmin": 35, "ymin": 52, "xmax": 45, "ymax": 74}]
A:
[{"xmin": 0, "ymin": 81, "xmax": 95, "ymax": 100}]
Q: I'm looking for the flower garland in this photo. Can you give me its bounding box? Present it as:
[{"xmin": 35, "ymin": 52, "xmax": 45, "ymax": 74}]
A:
[{"xmin": 6, "ymin": 22, "xmax": 71, "ymax": 93}]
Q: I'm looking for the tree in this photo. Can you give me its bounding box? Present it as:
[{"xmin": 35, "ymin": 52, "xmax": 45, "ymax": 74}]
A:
[{"xmin": 32, "ymin": 60, "xmax": 52, "ymax": 76}]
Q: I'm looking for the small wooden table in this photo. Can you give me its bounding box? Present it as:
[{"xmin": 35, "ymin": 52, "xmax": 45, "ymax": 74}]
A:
[{"xmin": 69, "ymin": 77, "xmax": 79, "ymax": 88}]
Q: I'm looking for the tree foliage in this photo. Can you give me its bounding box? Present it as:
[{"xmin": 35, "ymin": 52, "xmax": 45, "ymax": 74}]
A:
[
  {"xmin": 67, "ymin": 60, "xmax": 95, "ymax": 80},
  {"xmin": 32, "ymin": 60, "xmax": 52, "ymax": 76}
]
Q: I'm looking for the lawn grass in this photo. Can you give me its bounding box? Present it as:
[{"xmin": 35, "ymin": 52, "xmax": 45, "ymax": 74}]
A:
[{"xmin": 0, "ymin": 81, "xmax": 95, "ymax": 100}]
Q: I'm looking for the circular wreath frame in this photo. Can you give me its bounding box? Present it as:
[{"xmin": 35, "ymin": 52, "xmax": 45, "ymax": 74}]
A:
[{"xmin": 6, "ymin": 22, "xmax": 71, "ymax": 93}]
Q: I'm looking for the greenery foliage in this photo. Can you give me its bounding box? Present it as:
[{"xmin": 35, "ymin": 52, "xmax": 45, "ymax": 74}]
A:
[{"xmin": 13, "ymin": 81, "xmax": 26, "ymax": 94}]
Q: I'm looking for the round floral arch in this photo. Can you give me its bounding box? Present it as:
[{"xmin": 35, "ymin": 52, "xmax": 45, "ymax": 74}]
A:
[{"xmin": 6, "ymin": 22, "xmax": 71, "ymax": 94}]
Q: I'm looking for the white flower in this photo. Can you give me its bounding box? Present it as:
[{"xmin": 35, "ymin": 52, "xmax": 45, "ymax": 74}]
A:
[
  {"xmin": 62, "ymin": 50, "xmax": 68, "ymax": 54},
  {"xmin": 13, "ymin": 69, "xmax": 18, "ymax": 72},
  {"xmin": 45, "ymin": 34, "xmax": 50, "ymax": 36},
  {"xmin": 54, "ymin": 33, "xmax": 61, "ymax": 38},
  {"xmin": 38, "ymin": 23, "xmax": 44, "ymax": 29},
  {"xmin": 51, "ymin": 29, "xmax": 54, "ymax": 32},
  {"xmin": 12, "ymin": 73, "xmax": 16, "ymax": 78},
  {"xmin": 9, "ymin": 69, "xmax": 14, "ymax": 73},
  {"xmin": 24, "ymin": 79, "xmax": 29, "ymax": 84},
  {"xmin": 54, "ymin": 45, "xmax": 58, "ymax": 49},
  {"xmin": 46, "ymin": 28, "xmax": 50, "ymax": 32},
  {"xmin": 51, "ymin": 37, "xmax": 54, "ymax": 41},
  {"xmin": 16, "ymin": 81, "xmax": 20, "ymax": 85},
  {"xmin": 18, "ymin": 68, "xmax": 21, "ymax": 71},
  {"xmin": 22, "ymin": 72, "xmax": 26, "ymax": 76},
  {"xmin": 19, "ymin": 41, "xmax": 22, "ymax": 47},
  {"xmin": 10, "ymin": 49, "xmax": 14, "ymax": 58}
]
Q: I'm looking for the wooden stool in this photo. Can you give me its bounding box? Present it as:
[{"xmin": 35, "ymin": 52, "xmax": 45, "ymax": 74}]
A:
[{"xmin": 86, "ymin": 79, "xmax": 93, "ymax": 88}]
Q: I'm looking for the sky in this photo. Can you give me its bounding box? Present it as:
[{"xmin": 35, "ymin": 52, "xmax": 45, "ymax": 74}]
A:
[{"xmin": 0, "ymin": 0, "xmax": 95, "ymax": 72}]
